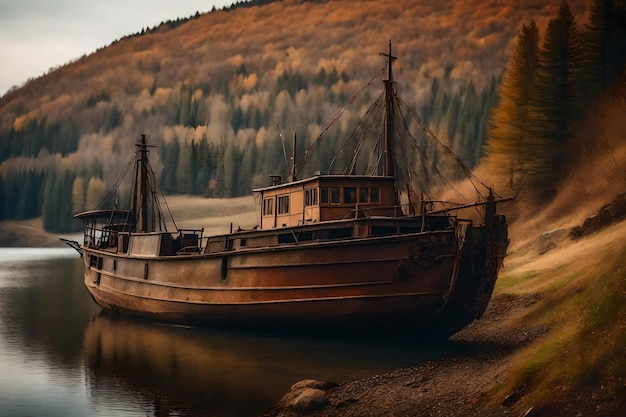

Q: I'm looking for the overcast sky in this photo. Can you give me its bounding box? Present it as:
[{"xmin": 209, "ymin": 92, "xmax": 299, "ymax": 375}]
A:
[{"xmin": 0, "ymin": 0, "xmax": 234, "ymax": 95}]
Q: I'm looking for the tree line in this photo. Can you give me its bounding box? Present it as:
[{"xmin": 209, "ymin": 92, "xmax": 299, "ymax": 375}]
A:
[
  {"xmin": 483, "ymin": 0, "xmax": 626, "ymax": 199},
  {"xmin": 1, "ymin": 0, "xmax": 611, "ymax": 233}
]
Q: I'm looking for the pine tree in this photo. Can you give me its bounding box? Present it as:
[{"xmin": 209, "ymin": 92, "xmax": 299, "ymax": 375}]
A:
[
  {"xmin": 0, "ymin": 175, "xmax": 5, "ymax": 220},
  {"xmin": 195, "ymin": 136, "xmax": 213, "ymax": 196},
  {"xmin": 222, "ymin": 141, "xmax": 240, "ymax": 197},
  {"xmin": 159, "ymin": 139, "xmax": 179, "ymax": 194},
  {"xmin": 175, "ymin": 141, "xmax": 193, "ymax": 194},
  {"xmin": 41, "ymin": 171, "xmax": 58, "ymax": 232},
  {"xmin": 58, "ymin": 171, "xmax": 79, "ymax": 232},
  {"xmin": 483, "ymin": 20, "xmax": 540, "ymax": 190},
  {"xmin": 581, "ymin": 0, "xmax": 626, "ymax": 99},
  {"xmin": 529, "ymin": 1, "xmax": 584, "ymax": 197}
]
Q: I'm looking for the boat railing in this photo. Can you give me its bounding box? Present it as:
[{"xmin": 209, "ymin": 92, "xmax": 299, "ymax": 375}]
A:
[
  {"xmin": 346, "ymin": 204, "xmax": 403, "ymax": 219},
  {"xmin": 175, "ymin": 228, "xmax": 205, "ymax": 254},
  {"xmin": 84, "ymin": 223, "xmax": 120, "ymax": 249},
  {"xmin": 348, "ymin": 202, "xmax": 452, "ymax": 220}
]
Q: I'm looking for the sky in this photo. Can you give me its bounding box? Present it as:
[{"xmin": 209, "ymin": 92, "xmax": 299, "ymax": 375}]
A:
[{"xmin": 0, "ymin": 0, "xmax": 234, "ymax": 95}]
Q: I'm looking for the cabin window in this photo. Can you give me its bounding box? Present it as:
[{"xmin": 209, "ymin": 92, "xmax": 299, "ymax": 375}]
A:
[
  {"xmin": 370, "ymin": 187, "xmax": 380, "ymax": 203},
  {"xmin": 277, "ymin": 195, "xmax": 290, "ymax": 214},
  {"xmin": 373, "ymin": 226, "xmax": 397, "ymax": 236},
  {"xmin": 344, "ymin": 187, "xmax": 356, "ymax": 204},
  {"xmin": 305, "ymin": 188, "xmax": 318, "ymax": 206},
  {"xmin": 357, "ymin": 187, "xmax": 381, "ymax": 203},
  {"xmin": 359, "ymin": 187, "xmax": 369, "ymax": 203},
  {"xmin": 330, "ymin": 187, "xmax": 341, "ymax": 204},
  {"xmin": 320, "ymin": 187, "xmax": 329, "ymax": 204},
  {"xmin": 262, "ymin": 198, "xmax": 274, "ymax": 216}
]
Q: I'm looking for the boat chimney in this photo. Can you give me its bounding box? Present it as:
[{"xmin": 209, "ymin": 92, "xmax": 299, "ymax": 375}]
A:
[{"xmin": 269, "ymin": 175, "xmax": 282, "ymax": 186}]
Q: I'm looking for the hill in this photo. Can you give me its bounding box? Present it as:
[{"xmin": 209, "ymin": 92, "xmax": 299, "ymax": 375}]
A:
[{"xmin": 0, "ymin": 0, "xmax": 593, "ymax": 232}]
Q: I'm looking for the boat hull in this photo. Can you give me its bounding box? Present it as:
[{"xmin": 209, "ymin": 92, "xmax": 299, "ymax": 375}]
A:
[{"xmin": 81, "ymin": 216, "xmax": 508, "ymax": 339}]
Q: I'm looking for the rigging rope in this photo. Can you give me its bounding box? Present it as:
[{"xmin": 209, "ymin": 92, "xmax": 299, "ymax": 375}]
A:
[
  {"xmin": 395, "ymin": 94, "xmax": 490, "ymax": 198},
  {"xmin": 308, "ymin": 67, "xmax": 493, "ymax": 206},
  {"xmin": 296, "ymin": 66, "xmax": 385, "ymax": 172}
]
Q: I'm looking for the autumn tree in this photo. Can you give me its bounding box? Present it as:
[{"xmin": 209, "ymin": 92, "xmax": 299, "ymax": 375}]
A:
[
  {"xmin": 483, "ymin": 21, "xmax": 540, "ymax": 190},
  {"xmin": 72, "ymin": 176, "xmax": 86, "ymax": 213},
  {"xmin": 85, "ymin": 177, "xmax": 106, "ymax": 211}
]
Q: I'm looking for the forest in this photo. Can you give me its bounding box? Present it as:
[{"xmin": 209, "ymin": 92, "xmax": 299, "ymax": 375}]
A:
[{"xmin": 0, "ymin": 0, "xmax": 624, "ymax": 233}]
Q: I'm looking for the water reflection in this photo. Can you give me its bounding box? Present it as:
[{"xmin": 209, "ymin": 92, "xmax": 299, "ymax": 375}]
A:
[
  {"xmin": 0, "ymin": 248, "xmax": 458, "ymax": 417},
  {"xmin": 0, "ymin": 248, "xmax": 97, "ymax": 367},
  {"xmin": 0, "ymin": 248, "xmax": 101, "ymax": 417},
  {"xmin": 84, "ymin": 313, "xmax": 451, "ymax": 416}
]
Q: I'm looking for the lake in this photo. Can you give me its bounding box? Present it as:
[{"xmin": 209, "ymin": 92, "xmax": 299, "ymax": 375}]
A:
[{"xmin": 0, "ymin": 247, "xmax": 455, "ymax": 417}]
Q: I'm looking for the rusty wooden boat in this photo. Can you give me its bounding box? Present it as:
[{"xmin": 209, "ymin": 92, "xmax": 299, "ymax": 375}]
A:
[{"xmin": 69, "ymin": 43, "xmax": 510, "ymax": 339}]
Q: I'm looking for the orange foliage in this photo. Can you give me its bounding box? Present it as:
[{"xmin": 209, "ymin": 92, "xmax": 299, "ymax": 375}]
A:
[{"xmin": 0, "ymin": 0, "xmax": 593, "ymax": 180}]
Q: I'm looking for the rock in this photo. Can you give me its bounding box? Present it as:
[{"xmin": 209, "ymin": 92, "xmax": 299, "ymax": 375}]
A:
[
  {"xmin": 537, "ymin": 229, "xmax": 565, "ymax": 254},
  {"xmin": 275, "ymin": 379, "xmax": 337, "ymax": 414},
  {"xmin": 290, "ymin": 379, "xmax": 338, "ymax": 391},
  {"xmin": 336, "ymin": 398, "xmax": 359, "ymax": 409},
  {"xmin": 291, "ymin": 388, "xmax": 328, "ymax": 413},
  {"xmin": 570, "ymin": 192, "xmax": 626, "ymax": 239}
]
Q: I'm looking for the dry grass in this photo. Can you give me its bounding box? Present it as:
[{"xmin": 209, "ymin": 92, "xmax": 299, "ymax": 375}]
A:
[
  {"xmin": 165, "ymin": 195, "xmax": 258, "ymax": 236},
  {"xmin": 490, "ymin": 218, "xmax": 626, "ymax": 413}
]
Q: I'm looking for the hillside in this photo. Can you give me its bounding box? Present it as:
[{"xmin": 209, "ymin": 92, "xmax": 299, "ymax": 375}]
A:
[{"xmin": 0, "ymin": 0, "xmax": 595, "ymax": 232}]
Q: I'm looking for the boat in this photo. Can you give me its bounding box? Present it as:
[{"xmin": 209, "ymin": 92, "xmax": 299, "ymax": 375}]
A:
[{"xmin": 68, "ymin": 43, "xmax": 510, "ymax": 339}]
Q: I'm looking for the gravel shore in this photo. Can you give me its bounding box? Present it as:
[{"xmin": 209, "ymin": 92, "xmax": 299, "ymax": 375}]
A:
[{"xmin": 264, "ymin": 288, "xmax": 624, "ymax": 417}]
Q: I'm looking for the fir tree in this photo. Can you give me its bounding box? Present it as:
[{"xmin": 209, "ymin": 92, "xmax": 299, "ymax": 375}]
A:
[
  {"xmin": 581, "ymin": 0, "xmax": 626, "ymax": 98},
  {"xmin": 483, "ymin": 21, "xmax": 540, "ymax": 190},
  {"xmin": 529, "ymin": 1, "xmax": 584, "ymax": 197}
]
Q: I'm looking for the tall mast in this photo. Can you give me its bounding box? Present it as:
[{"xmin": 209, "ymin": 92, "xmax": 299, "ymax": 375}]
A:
[
  {"xmin": 289, "ymin": 132, "xmax": 297, "ymax": 182},
  {"xmin": 380, "ymin": 40, "xmax": 397, "ymax": 178},
  {"xmin": 136, "ymin": 134, "xmax": 149, "ymax": 233}
]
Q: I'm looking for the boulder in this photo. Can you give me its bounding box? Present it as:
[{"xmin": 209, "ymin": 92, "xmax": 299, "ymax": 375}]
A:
[{"xmin": 276, "ymin": 379, "xmax": 338, "ymax": 414}]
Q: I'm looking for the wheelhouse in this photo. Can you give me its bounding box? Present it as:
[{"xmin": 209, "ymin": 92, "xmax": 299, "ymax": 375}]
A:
[{"xmin": 253, "ymin": 175, "xmax": 397, "ymax": 230}]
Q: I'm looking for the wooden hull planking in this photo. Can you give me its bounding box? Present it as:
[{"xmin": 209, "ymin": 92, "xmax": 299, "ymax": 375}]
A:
[{"xmin": 81, "ymin": 216, "xmax": 508, "ymax": 337}]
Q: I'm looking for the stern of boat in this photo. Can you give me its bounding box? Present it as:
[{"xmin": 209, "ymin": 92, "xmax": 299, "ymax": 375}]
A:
[{"xmin": 426, "ymin": 213, "xmax": 509, "ymax": 337}]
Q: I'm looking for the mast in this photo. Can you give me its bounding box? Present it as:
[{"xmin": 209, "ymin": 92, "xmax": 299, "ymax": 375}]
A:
[
  {"xmin": 380, "ymin": 40, "xmax": 397, "ymax": 178},
  {"xmin": 135, "ymin": 134, "xmax": 149, "ymax": 233},
  {"xmin": 289, "ymin": 132, "xmax": 297, "ymax": 182}
]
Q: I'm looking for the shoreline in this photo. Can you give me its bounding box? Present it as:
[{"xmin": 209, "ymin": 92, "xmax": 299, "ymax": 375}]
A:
[
  {"xmin": 264, "ymin": 219, "xmax": 626, "ymax": 417},
  {"xmin": 263, "ymin": 292, "xmax": 547, "ymax": 417}
]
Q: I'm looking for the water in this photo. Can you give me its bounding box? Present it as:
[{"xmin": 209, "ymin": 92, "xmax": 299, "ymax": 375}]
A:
[{"xmin": 0, "ymin": 247, "xmax": 455, "ymax": 417}]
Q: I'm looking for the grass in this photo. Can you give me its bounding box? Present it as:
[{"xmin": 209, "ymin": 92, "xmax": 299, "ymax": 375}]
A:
[
  {"xmin": 491, "ymin": 221, "xmax": 626, "ymax": 412},
  {"xmin": 166, "ymin": 195, "xmax": 258, "ymax": 236},
  {"xmin": 494, "ymin": 270, "xmax": 537, "ymax": 292}
]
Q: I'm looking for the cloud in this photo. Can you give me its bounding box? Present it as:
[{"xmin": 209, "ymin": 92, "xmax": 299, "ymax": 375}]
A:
[{"xmin": 0, "ymin": 0, "xmax": 232, "ymax": 93}]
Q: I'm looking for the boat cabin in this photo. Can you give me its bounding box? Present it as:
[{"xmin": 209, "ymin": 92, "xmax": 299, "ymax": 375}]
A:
[{"xmin": 253, "ymin": 175, "xmax": 398, "ymax": 230}]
